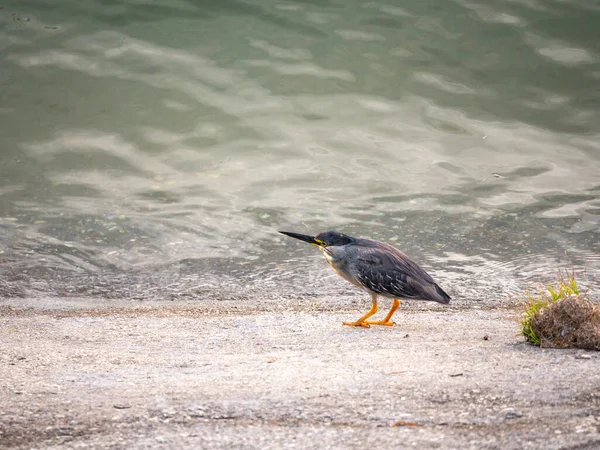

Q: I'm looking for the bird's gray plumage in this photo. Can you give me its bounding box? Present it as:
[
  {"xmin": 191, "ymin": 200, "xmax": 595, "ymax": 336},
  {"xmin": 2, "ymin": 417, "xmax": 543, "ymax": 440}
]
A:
[
  {"xmin": 324, "ymin": 238, "xmax": 450, "ymax": 304},
  {"xmin": 279, "ymin": 230, "xmax": 450, "ymax": 328}
]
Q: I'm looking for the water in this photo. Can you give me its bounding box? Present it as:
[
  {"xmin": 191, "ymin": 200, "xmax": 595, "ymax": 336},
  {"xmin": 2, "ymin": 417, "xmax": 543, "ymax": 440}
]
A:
[{"xmin": 1, "ymin": 0, "xmax": 599, "ymax": 303}]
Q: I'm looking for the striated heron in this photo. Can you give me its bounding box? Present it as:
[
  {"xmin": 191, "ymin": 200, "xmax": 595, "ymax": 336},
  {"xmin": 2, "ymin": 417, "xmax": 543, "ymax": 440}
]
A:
[{"xmin": 279, "ymin": 230, "xmax": 450, "ymax": 328}]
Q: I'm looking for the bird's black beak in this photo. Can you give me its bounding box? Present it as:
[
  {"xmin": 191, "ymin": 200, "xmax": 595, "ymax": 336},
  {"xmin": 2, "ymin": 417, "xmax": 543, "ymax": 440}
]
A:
[{"xmin": 279, "ymin": 231, "xmax": 324, "ymax": 246}]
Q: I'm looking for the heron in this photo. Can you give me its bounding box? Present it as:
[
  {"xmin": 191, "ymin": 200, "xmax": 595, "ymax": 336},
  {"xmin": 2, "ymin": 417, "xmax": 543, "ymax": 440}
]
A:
[{"xmin": 279, "ymin": 230, "xmax": 450, "ymax": 327}]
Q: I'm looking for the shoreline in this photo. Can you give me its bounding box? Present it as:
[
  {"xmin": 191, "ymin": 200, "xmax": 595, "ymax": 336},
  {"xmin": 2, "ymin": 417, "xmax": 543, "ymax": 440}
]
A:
[{"xmin": 1, "ymin": 298, "xmax": 599, "ymax": 449}]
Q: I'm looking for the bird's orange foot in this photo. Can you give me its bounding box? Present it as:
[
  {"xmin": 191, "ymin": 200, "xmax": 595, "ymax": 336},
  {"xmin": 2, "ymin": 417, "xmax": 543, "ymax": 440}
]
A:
[
  {"xmin": 342, "ymin": 321, "xmax": 370, "ymax": 328},
  {"xmin": 365, "ymin": 320, "xmax": 396, "ymax": 326}
]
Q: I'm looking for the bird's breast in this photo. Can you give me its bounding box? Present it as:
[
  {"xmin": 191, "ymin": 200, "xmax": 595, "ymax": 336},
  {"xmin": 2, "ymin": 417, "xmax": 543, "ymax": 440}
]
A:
[{"xmin": 320, "ymin": 248, "xmax": 363, "ymax": 288}]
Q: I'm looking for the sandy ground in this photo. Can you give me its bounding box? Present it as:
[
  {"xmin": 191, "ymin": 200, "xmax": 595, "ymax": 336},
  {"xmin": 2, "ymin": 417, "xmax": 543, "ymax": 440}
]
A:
[{"xmin": 1, "ymin": 297, "xmax": 599, "ymax": 449}]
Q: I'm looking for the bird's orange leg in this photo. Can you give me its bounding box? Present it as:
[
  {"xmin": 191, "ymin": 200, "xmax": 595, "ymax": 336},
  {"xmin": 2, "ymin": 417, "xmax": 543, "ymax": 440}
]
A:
[
  {"xmin": 366, "ymin": 299, "xmax": 400, "ymax": 326},
  {"xmin": 343, "ymin": 295, "xmax": 378, "ymax": 328}
]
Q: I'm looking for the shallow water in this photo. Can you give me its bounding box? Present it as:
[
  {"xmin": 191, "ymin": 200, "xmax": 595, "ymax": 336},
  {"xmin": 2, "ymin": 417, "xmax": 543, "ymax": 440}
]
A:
[{"xmin": 1, "ymin": 0, "xmax": 599, "ymax": 302}]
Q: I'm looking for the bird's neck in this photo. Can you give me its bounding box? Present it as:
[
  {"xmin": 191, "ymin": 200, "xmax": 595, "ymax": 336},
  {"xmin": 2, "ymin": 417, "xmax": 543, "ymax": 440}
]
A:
[
  {"xmin": 320, "ymin": 247, "xmax": 342, "ymax": 267},
  {"xmin": 319, "ymin": 247, "xmax": 332, "ymax": 261}
]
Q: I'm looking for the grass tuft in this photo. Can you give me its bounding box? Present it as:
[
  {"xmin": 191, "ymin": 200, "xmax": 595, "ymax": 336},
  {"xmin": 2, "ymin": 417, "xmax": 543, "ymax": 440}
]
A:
[{"xmin": 519, "ymin": 269, "xmax": 580, "ymax": 345}]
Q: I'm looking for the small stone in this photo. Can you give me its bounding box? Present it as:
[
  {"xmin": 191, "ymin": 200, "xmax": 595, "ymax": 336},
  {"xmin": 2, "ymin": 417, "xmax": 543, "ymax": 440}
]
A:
[
  {"xmin": 575, "ymin": 354, "xmax": 592, "ymax": 360},
  {"xmin": 505, "ymin": 411, "xmax": 523, "ymax": 419},
  {"xmin": 113, "ymin": 404, "xmax": 131, "ymax": 409}
]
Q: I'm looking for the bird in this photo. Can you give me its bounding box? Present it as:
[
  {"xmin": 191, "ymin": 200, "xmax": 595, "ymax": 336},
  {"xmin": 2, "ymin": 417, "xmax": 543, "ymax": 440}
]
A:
[{"xmin": 279, "ymin": 230, "xmax": 450, "ymax": 328}]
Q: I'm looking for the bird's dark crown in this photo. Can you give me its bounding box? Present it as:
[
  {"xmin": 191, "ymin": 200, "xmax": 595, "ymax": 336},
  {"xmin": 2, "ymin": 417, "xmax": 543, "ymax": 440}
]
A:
[{"xmin": 314, "ymin": 231, "xmax": 355, "ymax": 247}]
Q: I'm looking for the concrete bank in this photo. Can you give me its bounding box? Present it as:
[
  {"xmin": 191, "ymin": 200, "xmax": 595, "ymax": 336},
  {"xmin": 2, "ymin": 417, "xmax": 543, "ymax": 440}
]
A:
[{"xmin": 1, "ymin": 298, "xmax": 599, "ymax": 449}]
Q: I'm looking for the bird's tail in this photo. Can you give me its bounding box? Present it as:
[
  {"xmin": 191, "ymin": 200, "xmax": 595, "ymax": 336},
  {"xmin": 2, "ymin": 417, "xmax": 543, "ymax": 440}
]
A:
[
  {"xmin": 421, "ymin": 283, "xmax": 451, "ymax": 304},
  {"xmin": 432, "ymin": 283, "xmax": 451, "ymax": 304}
]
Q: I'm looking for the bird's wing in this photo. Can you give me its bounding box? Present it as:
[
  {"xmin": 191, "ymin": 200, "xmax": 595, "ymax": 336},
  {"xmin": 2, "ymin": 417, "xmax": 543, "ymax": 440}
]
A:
[{"xmin": 352, "ymin": 245, "xmax": 432, "ymax": 299}]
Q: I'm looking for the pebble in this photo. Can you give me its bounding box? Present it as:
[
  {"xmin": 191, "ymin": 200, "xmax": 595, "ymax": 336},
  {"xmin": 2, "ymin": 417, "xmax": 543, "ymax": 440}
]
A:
[{"xmin": 505, "ymin": 411, "xmax": 523, "ymax": 419}]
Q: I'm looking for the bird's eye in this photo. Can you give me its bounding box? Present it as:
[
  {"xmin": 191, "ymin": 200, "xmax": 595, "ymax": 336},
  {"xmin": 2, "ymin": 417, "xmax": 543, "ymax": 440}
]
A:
[{"xmin": 314, "ymin": 239, "xmax": 327, "ymax": 246}]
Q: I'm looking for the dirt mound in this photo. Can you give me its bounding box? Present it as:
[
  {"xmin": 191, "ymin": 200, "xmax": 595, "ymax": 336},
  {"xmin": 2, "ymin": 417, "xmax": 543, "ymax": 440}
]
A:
[{"xmin": 532, "ymin": 295, "xmax": 600, "ymax": 350}]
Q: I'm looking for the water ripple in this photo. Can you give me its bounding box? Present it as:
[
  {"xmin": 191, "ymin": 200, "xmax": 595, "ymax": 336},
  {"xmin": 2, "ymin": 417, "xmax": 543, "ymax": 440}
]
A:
[{"xmin": 1, "ymin": 0, "xmax": 599, "ymax": 299}]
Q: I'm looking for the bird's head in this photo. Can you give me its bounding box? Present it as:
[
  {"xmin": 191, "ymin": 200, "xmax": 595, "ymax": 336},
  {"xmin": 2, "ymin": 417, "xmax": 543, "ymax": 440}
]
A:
[{"xmin": 279, "ymin": 230, "xmax": 354, "ymax": 248}]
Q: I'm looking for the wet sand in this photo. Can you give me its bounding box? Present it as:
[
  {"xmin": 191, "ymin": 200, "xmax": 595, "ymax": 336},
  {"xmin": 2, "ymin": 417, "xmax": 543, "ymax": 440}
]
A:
[{"xmin": 1, "ymin": 297, "xmax": 599, "ymax": 449}]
